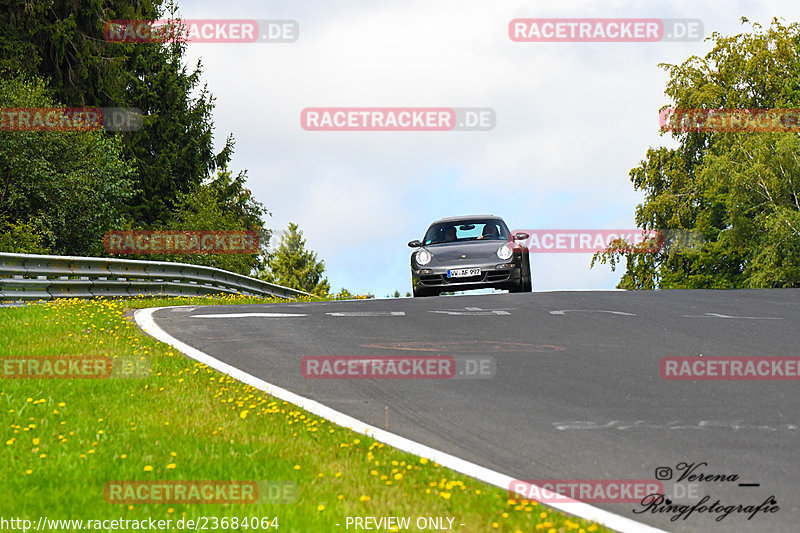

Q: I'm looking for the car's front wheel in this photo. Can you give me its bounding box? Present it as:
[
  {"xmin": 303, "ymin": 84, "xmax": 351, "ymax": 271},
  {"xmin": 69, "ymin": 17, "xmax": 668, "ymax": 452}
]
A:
[
  {"xmin": 509, "ymin": 257, "xmax": 531, "ymax": 293},
  {"xmin": 413, "ymin": 287, "xmax": 436, "ymax": 297},
  {"xmin": 522, "ymin": 255, "xmax": 532, "ymax": 292}
]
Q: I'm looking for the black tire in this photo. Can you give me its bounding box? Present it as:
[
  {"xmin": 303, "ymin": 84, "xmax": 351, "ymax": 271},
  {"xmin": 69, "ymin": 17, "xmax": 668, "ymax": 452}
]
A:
[
  {"xmin": 508, "ymin": 273, "xmax": 524, "ymax": 293},
  {"xmin": 413, "ymin": 287, "xmax": 434, "ymax": 297},
  {"xmin": 522, "ymin": 255, "xmax": 532, "ymax": 292}
]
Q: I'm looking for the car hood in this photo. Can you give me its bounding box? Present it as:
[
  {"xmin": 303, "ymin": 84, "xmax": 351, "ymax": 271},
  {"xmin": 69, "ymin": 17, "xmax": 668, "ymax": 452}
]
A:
[{"xmin": 425, "ymin": 241, "xmax": 507, "ymax": 262}]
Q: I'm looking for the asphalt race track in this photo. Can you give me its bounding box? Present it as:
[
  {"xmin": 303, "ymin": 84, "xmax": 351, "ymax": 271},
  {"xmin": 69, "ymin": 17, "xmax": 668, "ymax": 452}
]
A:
[{"xmin": 146, "ymin": 290, "xmax": 800, "ymax": 532}]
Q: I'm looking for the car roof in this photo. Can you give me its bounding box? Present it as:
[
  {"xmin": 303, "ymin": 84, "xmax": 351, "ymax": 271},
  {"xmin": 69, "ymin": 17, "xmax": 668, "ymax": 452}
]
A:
[{"xmin": 430, "ymin": 214, "xmax": 502, "ymax": 224}]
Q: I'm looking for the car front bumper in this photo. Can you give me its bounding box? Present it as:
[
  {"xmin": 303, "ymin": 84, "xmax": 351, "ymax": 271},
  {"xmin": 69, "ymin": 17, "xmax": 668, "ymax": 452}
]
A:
[{"xmin": 411, "ymin": 260, "xmax": 522, "ymax": 292}]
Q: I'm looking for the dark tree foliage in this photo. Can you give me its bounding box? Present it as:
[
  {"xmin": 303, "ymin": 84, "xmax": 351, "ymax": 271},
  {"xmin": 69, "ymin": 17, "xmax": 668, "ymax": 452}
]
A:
[
  {"xmin": 0, "ymin": 0, "xmax": 234, "ymax": 226},
  {"xmin": 0, "ymin": 76, "xmax": 136, "ymax": 255}
]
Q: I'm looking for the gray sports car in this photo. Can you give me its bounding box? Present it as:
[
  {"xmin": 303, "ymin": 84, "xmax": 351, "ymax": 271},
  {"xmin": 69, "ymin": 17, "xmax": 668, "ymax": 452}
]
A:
[{"xmin": 408, "ymin": 215, "xmax": 532, "ymax": 297}]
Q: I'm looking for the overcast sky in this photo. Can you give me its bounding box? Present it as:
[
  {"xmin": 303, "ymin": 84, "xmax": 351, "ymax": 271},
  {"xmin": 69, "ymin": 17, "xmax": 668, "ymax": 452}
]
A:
[{"xmin": 174, "ymin": 0, "xmax": 799, "ymax": 297}]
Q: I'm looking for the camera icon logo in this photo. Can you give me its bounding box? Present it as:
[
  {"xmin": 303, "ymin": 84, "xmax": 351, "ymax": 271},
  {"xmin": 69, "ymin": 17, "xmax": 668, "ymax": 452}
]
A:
[{"xmin": 655, "ymin": 467, "xmax": 673, "ymax": 480}]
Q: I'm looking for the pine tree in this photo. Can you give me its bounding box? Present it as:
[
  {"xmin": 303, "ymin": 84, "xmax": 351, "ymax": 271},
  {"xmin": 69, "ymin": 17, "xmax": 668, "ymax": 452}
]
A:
[{"xmin": 262, "ymin": 223, "xmax": 330, "ymax": 295}]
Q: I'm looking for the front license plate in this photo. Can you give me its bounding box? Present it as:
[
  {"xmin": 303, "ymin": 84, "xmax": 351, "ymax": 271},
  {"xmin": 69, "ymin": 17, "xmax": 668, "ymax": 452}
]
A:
[{"xmin": 447, "ymin": 268, "xmax": 481, "ymax": 278}]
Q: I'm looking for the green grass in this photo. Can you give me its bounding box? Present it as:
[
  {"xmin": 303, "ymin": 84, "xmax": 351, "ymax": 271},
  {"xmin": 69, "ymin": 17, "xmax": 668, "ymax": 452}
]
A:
[{"xmin": 0, "ymin": 295, "xmax": 612, "ymax": 532}]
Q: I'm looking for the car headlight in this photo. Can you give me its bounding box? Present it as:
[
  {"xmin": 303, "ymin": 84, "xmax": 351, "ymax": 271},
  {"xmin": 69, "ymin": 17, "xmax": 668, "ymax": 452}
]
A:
[
  {"xmin": 416, "ymin": 249, "xmax": 432, "ymax": 265},
  {"xmin": 497, "ymin": 243, "xmax": 513, "ymax": 260}
]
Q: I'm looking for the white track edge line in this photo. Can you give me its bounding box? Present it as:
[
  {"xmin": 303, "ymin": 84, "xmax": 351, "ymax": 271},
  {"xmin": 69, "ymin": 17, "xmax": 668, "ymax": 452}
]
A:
[{"xmin": 135, "ymin": 306, "xmax": 667, "ymax": 533}]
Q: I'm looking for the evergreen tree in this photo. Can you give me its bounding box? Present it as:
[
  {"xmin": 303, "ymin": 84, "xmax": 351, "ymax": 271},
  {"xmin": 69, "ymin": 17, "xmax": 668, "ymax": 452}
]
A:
[{"xmin": 262, "ymin": 223, "xmax": 330, "ymax": 295}]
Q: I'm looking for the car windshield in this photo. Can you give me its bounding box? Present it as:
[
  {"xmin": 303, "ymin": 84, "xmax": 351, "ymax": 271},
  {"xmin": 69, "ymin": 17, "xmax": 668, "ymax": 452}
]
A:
[{"xmin": 423, "ymin": 219, "xmax": 510, "ymax": 245}]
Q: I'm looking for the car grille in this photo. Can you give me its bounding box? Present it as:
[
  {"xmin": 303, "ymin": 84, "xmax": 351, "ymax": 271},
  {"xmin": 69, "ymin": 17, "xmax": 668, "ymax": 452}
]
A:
[
  {"xmin": 419, "ymin": 271, "xmax": 510, "ymax": 286},
  {"xmin": 485, "ymin": 271, "xmax": 511, "ymax": 282}
]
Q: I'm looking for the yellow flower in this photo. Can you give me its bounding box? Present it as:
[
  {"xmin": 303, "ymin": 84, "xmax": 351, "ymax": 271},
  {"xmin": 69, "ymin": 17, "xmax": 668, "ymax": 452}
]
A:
[
  {"xmin": 294, "ymin": 465, "xmax": 301, "ymax": 470},
  {"xmin": 166, "ymin": 463, "xmax": 176, "ymax": 470},
  {"xmin": 144, "ymin": 465, "xmax": 154, "ymax": 472},
  {"xmin": 32, "ymin": 438, "xmax": 40, "ymax": 445},
  {"xmin": 25, "ymin": 469, "xmax": 32, "ymax": 475},
  {"xmin": 420, "ymin": 457, "xmax": 429, "ymax": 464},
  {"xmin": 120, "ymin": 454, "xmax": 127, "ymax": 459},
  {"xmin": 393, "ymin": 473, "xmax": 402, "ymax": 480},
  {"xmin": 439, "ymin": 492, "xmax": 451, "ymax": 500},
  {"xmin": 359, "ymin": 495, "xmax": 371, "ymax": 502},
  {"xmin": 317, "ymin": 505, "xmax": 325, "ymax": 511}
]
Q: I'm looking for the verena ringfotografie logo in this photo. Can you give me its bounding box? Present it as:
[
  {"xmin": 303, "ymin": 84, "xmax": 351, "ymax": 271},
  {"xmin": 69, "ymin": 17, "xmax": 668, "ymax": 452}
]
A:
[
  {"xmin": 509, "ymin": 18, "xmax": 703, "ymax": 42},
  {"xmin": 103, "ymin": 481, "xmax": 297, "ymax": 504},
  {"xmin": 635, "ymin": 461, "xmax": 779, "ymax": 523},
  {"xmin": 301, "ymin": 356, "xmax": 495, "ymax": 379},
  {"xmin": 103, "ymin": 19, "xmax": 298, "ymax": 43},
  {"xmin": 300, "ymin": 108, "xmax": 495, "ymax": 131},
  {"xmin": 103, "ymin": 230, "xmax": 259, "ymax": 255},
  {"xmin": 661, "ymin": 357, "xmax": 800, "ymax": 380},
  {"xmin": 660, "ymin": 108, "xmax": 800, "ymax": 132},
  {"xmin": 508, "ymin": 479, "xmax": 664, "ymax": 503},
  {"xmin": 1, "ymin": 107, "xmax": 142, "ymax": 131},
  {"xmin": 1, "ymin": 356, "xmax": 148, "ymax": 379}
]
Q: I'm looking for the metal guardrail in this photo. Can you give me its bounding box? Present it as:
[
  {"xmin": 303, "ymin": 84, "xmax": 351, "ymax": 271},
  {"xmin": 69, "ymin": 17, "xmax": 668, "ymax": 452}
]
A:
[{"xmin": 0, "ymin": 252, "xmax": 313, "ymax": 301}]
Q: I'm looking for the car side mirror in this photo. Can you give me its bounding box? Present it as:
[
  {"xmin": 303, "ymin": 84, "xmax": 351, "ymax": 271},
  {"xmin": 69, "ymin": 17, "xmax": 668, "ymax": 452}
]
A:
[
  {"xmin": 408, "ymin": 240, "xmax": 422, "ymax": 248},
  {"xmin": 514, "ymin": 232, "xmax": 529, "ymax": 240}
]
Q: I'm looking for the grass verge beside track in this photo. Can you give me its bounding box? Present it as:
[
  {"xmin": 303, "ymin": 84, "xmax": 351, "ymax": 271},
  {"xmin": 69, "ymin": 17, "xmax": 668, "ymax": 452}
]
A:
[{"xmin": 0, "ymin": 295, "xmax": 612, "ymax": 533}]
